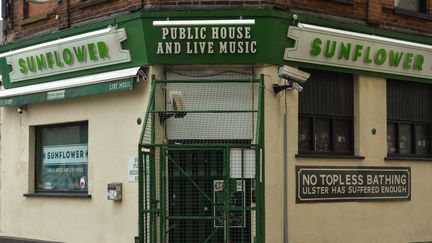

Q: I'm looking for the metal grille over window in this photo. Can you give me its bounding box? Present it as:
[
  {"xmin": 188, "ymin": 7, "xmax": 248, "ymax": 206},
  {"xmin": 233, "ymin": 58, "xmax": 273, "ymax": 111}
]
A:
[
  {"xmin": 137, "ymin": 67, "xmax": 264, "ymax": 243},
  {"xmin": 298, "ymin": 68, "xmax": 354, "ymax": 155},
  {"xmin": 387, "ymin": 79, "xmax": 432, "ymax": 157}
]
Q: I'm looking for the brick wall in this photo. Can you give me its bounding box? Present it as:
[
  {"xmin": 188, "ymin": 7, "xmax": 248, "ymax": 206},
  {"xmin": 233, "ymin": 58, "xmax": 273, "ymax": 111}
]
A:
[
  {"xmin": 3, "ymin": 0, "xmax": 432, "ymax": 42},
  {"xmin": 7, "ymin": 0, "xmax": 143, "ymax": 40}
]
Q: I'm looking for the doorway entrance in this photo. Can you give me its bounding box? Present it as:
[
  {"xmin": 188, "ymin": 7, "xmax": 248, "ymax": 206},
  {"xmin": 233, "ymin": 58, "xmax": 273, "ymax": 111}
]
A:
[
  {"xmin": 138, "ymin": 75, "xmax": 264, "ymax": 243},
  {"xmin": 167, "ymin": 149, "xmax": 252, "ymax": 242}
]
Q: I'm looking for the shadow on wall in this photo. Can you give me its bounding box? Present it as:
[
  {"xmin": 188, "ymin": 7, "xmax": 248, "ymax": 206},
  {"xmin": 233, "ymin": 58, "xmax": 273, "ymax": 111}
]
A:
[{"xmin": 0, "ymin": 236, "xmax": 64, "ymax": 243}]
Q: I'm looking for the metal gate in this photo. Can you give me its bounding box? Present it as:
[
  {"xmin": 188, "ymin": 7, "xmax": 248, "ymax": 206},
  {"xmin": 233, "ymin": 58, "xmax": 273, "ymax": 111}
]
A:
[{"xmin": 138, "ymin": 75, "xmax": 264, "ymax": 243}]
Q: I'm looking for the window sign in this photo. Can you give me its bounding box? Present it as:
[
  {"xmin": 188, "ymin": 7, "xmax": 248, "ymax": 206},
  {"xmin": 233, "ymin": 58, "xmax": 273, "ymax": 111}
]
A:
[
  {"xmin": 128, "ymin": 156, "xmax": 139, "ymax": 182},
  {"xmin": 284, "ymin": 24, "xmax": 432, "ymax": 80},
  {"xmin": 36, "ymin": 122, "xmax": 88, "ymax": 192},
  {"xmin": 43, "ymin": 144, "xmax": 88, "ymax": 165},
  {"xmin": 5, "ymin": 27, "xmax": 131, "ymax": 83}
]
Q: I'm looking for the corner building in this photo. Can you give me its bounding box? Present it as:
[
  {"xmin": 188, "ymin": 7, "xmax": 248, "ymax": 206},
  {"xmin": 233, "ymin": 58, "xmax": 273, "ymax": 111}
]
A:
[{"xmin": 0, "ymin": 1, "xmax": 431, "ymax": 243}]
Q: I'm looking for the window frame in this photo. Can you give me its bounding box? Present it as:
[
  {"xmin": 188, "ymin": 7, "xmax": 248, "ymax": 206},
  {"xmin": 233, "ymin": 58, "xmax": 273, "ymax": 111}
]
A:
[
  {"xmin": 394, "ymin": 0, "xmax": 431, "ymax": 20},
  {"xmin": 387, "ymin": 121, "xmax": 432, "ymax": 158},
  {"xmin": 78, "ymin": 0, "xmax": 112, "ymax": 9},
  {"xmin": 20, "ymin": 1, "xmax": 51, "ymax": 26},
  {"xmin": 332, "ymin": 0, "xmax": 356, "ymax": 4},
  {"xmin": 387, "ymin": 79, "xmax": 432, "ymax": 159},
  {"xmin": 299, "ymin": 115, "xmax": 354, "ymax": 156},
  {"xmin": 34, "ymin": 121, "xmax": 89, "ymax": 195},
  {"xmin": 297, "ymin": 68, "xmax": 355, "ymax": 157}
]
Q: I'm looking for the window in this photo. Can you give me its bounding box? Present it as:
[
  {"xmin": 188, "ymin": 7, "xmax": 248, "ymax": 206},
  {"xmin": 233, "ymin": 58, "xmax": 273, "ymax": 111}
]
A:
[
  {"xmin": 21, "ymin": 1, "xmax": 55, "ymax": 25},
  {"xmin": 35, "ymin": 122, "xmax": 88, "ymax": 193},
  {"xmin": 387, "ymin": 79, "xmax": 432, "ymax": 157},
  {"xmin": 395, "ymin": 0, "xmax": 426, "ymax": 13},
  {"xmin": 332, "ymin": 0, "xmax": 356, "ymax": 4},
  {"xmin": 298, "ymin": 69, "xmax": 354, "ymax": 155},
  {"xmin": 78, "ymin": 0, "xmax": 112, "ymax": 9}
]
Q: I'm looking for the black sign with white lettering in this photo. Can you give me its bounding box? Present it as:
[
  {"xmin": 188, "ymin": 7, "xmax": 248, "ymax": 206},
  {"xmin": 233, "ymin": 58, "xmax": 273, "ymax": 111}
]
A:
[{"xmin": 296, "ymin": 166, "xmax": 411, "ymax": 203}]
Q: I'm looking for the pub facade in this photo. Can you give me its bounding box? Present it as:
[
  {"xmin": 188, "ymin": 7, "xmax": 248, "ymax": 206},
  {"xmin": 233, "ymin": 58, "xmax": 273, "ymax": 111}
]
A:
[{"xmin": 0, "ymin": 7, "xmax": 431, "ymax": 243}]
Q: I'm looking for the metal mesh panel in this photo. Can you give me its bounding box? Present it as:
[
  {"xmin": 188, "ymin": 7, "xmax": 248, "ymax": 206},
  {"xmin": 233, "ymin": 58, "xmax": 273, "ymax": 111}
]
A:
[
  {"xmin": 139, "ymin": 67, "xmax": 263, "ymax": 243},
  {"xmin": 166, "ymin": 65, "xmax": 253, "ymax": 81},
  {"xmin": 142, "ymin": 148, "xmax": 260, "ymax": 243},
  {"xmin": 165, "ymin": 82, "xmax": 257, "ymax": 142},
  {"xmin": 140, "ymin": 83, "xmax": 259, "ymax": 145}
]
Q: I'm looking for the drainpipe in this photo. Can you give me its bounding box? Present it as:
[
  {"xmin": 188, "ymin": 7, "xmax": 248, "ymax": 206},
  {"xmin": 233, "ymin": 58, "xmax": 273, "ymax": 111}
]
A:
[{"xmin": 284, "ymin": 112, "xmax": 288, "ymax": 243}]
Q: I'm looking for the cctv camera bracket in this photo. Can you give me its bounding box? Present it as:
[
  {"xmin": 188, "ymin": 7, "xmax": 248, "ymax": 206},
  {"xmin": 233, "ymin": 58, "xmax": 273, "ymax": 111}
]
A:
[{"xmin": 272, "ymin": 83, "xmax": 293, "ymax": 95}]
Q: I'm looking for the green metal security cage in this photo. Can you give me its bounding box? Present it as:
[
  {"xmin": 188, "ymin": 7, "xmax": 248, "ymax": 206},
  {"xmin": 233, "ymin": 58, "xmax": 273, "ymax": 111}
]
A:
[{"xmin": 137, "ymin": 74, "xmax": 265, "ymax": 243}]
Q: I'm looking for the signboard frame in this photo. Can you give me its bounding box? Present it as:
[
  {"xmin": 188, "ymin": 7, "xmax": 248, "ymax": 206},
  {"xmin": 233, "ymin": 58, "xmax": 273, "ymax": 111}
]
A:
[
  {"xmin": 296, "ymin": 166, "xmax": 411, "ymax": 203},
  {"xmin": 284, "ymin": 24, "xmax": 432, "ymax": 80}
]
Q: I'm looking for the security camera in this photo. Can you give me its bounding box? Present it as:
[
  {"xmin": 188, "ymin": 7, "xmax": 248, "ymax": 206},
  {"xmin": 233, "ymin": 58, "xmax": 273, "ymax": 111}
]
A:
[
  {"xmin": 136, "ymin": 69, "xmax": 148, "ymax": 83},
  {"xmin": 17, "ymin": 105, "xmax": 26, "ymax": 114},
  {"xmin": 278, "ymin": 65, "xmax": 310, "ymax": 84},
  {"xmin": 292, "ymin": 82, "xmax": 303, "ymax": 92}
]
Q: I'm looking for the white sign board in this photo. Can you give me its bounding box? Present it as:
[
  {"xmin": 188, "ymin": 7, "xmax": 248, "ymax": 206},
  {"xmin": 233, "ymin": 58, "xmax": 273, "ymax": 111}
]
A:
[
  {"xmin": 284, "ymin": 24, "xmax": 432, "ymax": 80},
  {"xmin": 128, "ymin": 157, "xmax": 139, "ymax": 182},
  {"xmin": 230, "ymin": 148, "xmax": 255, "ymax": 179},
  {"xmin": 43, "ymin": 144, "xmax": 88, "ymax": 165},
  {"xmin": 6, "ymin": 28, "xmax": 131, "ymax": 83}
]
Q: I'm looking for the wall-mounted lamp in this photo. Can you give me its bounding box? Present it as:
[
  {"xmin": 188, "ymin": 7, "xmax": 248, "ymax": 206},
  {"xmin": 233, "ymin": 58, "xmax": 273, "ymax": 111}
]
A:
[{"xmin": 292, "ymin": 14, "xmax": 299, "ymax": 26}]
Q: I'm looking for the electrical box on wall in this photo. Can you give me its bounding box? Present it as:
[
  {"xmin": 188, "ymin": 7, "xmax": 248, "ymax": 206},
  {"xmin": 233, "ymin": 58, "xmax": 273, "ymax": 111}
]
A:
[
  {"xmin": 1, "ymin": 0, "xmax": 9, "ymax": 19},
  {"xmin": 107, "ymin": 183, "xmax": 122, "ymax": 201}
]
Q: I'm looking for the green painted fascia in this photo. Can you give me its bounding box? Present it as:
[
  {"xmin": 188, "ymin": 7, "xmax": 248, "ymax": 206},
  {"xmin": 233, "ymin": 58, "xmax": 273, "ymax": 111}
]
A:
[
  {"xmin": 141, "ymin": 9, "xmax": 294, "ymax": 65},
  {"xmin": 140, "ymin": 8, "xmax": 432, "ymax": 45},
  {"xmin": 296, "ymin": 12, "xmax": 432, "ymax": 45},
  {"xmin": 0, "ymin": 11, "xmax": 142, "ymax": 53},
  {"xmin": 288, "ymin": 11, "xmax": 432, "ymax": 83},
  {"xmin": 0, "ymin": 78, "xmax": 134, "ymax": 107},
  {"xmin": 287, "ymin": 61, "xmax": 432, "ymax": 84},
  {"xmin": 0, "ymin": 11, "xmax": 146, "ymax": 89},
  {"xmin": 2, "ymin": 8, "xmax": 432, "ymax": 86}
]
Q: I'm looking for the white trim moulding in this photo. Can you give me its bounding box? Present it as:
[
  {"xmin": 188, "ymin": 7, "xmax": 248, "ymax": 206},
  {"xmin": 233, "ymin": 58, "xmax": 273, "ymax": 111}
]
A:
[
  {"xmin": 153, "ymin": 19, "xmax": 255, "ymax": 26},
  {"xmin": 298, "ymin": 23, "xmax": 432, "ymax": 50},
  {"xmin": 0, "ymin": 66, "xmax": 141, "ymax": 98},
  {"xmin": 0, "ymin": 26, "xmax": 115, "ymax": 58}
]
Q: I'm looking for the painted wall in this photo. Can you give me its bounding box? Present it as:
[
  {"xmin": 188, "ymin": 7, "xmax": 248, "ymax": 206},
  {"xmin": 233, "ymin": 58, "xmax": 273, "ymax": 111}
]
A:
[
  {"xmin": 257, "ymin": 65, "xmax": 285, "ymax": 243},
  {"xmin": 2, "ymin": 64, "xmax": 432, "ymax": 243},
  {"xmin": 0, "ymin": 70, "xmax": 154, "ymax": 242},
  {"xmin": 283, "ymin": 74, "xmax": 432, "ymax": 243}
]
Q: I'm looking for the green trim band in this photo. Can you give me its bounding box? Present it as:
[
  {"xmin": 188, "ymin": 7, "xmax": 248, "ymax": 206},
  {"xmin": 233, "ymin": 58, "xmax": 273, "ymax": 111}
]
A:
[{"xmin": 0, "ymin": 78, "xmax": 134, "ymax": 107}]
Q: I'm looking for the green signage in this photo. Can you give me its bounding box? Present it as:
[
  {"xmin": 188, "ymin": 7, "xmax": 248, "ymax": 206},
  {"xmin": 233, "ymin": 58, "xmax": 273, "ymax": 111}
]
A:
[
  {"xmin": 5, "ymin": 27, "xmax": 131, "ymax": 83},
  {"xmin": 309, "ymin": 38, "xmax": 424, "ymax": 70},
  {"xmin": 0, "ymin": 13, "xmax": 148, "ymax": 90},
  {"xmin": 0, "ymin": 78, "xmax": 134, "ymax": 107},
  {"xmin": 156, "ymin": 25, "xmax": 257, "ymax": 55},
  {"xmin": 143, "ymin": 15, "xmax": 292, "ymax": 65},
  {"xmin": 18, "ymin": 41, "xmax": 110, "ymax": 75},
  {"xmin": 284, "ymin": 24, "xmax": 432, "ymax": 80}
]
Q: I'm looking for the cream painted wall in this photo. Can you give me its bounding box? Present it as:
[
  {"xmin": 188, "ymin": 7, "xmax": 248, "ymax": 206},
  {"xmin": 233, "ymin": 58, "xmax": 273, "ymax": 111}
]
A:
[
  {"xmin": 0, "ymin": 67, "xmax": 161, "ymax": 243},
  {"xmin": 286, "ymin": 75, "xmax": 432, "ymax": 243},
  {"xmin": 256, "ymin": 65, "xmax": 286, "ymax": 243},
  {"xmin": 2, "ymin": 65, "xmax": 432, "ymax": 243}
]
